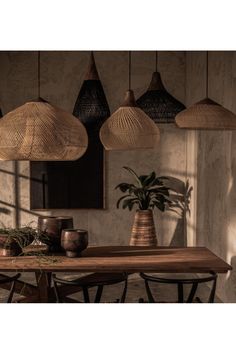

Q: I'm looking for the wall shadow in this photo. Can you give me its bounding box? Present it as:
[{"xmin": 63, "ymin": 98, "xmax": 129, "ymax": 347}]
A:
[{"xmin": 163, "ymin": 176, "xmax": 193, "ymax": 247}]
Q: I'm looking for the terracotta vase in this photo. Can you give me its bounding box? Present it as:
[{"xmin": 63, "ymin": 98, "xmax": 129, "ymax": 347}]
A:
[
  {"xmin": 130, "ymin": 210, "xmax": 157, "ymax": 246},
  {"xmin": 38, "ymin": 216, "xmax": 73, "ymax": 252},
  {"xmin": 61, "ymin": 229, "xmax": 88, "ymax": 258}
]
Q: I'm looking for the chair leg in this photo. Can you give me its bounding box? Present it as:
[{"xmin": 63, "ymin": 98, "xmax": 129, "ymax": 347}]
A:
[
  {"xmin": 82, "ymin": 286, "xmax": 90, "ymax": 303},
  {"xmin": 52, "ymin": 279, "xmax": 62, "ymax": 303},
  {"xmin": 6, "ymin": 281, "xmax": 16, "ymax": 303},
  {"xmin": 186, "ymin": 283, "xmax": 198, "ymax": 303},
  {"xmin": 177, "ymin": 283, "xmax": 184, "ymax": 303},
  {"xmin": 120, "ymin": 279, "xmax": 128, "ymax": 303},
  {"xmin": 208, "ymin": 278, "xmax": 217, "ymax": 303},
  {"xmin": 145, "ymin": 280, "xmax": 155, "ymax": 303},
  {"xmin": 94, "ymin": 285, "xmax": 103, "ymax": 303}
]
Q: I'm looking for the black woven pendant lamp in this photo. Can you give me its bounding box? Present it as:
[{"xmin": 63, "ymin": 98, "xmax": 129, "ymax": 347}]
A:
[
  {"xmin": 136, "ymin": 52, "xmax": 185, "ymax": 123},
  {"xmin": 73, "ymin": 52, "xmax": 110, "ymax": 134}
]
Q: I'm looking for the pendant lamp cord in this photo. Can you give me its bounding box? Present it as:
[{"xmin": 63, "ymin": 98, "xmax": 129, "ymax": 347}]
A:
[
  {"xmin": 38, "ymin": 51, "xmax": 41, "ymax": 98},
  {"xmin": 206, "ymin": 51, "xmax": 208, "ymax": 98},
  {"xmin": 128, "ymin": 51, "xmax": 131, "ymax": 90},
  {"xmin": 155, "ymin": 51, "xmax": 158, "ymax": 72}
]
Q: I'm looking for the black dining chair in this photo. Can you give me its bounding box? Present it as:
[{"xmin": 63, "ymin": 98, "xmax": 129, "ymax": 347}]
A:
[
  {"xmin": 0, "ymin": 273, "xmax": 21, "ymax": 303},
  {"xmin": 52, "ymin": 272, "xmax": 128, "ymax": 303},
  {"xmin": 139, "ymin": 271, "xmax": 217, "ymax": 303}
]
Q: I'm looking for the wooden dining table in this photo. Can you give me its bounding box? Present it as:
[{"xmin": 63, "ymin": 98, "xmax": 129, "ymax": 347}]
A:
[{"xmin": 0, "ymin": 246, "xmax": 232, "ymax": 303}]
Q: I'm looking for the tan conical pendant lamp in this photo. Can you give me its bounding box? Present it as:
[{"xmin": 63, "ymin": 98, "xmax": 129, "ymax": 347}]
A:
[
  {"xmin": 175, "ymin": 52, "xmax": 236, "ymax": 129},
  {"xmin": 99, "ymin": 52, "xmax": 160, "ymax": 150},
  {"xmin": 0, "ymin": 52, "xmax": 88, "ymax": 161},
  {"xmin": 137, "ymin": 52, "xmax": 185, "ymax": 123}
]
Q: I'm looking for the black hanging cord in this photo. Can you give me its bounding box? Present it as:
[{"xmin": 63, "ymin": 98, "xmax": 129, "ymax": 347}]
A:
[
  {"xmin": 155, "ymin": 51, "xmax": 158, "ymax": 72},
  {"xmin": 206, "ymin": 51, "xmax": 208, "ymax": 98},
  {"xmin": 128, "ymin": 51, "xmax": 131, "ymax": 90},
  {"xmin": 38, "ymin": 51, "xmax": 41, "ymax": 98}
]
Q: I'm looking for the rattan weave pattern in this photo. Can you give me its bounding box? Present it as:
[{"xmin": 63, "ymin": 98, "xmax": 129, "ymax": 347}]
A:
[
  {"xmin": 137, "ymin": 72, "xmax": 185, "ymax": 123},
  {"xmin": 175, "ymin": 98, "xmax": 236, "ymax": 129},
  {"xmin": 99, "ymin": 102, "xmax": 160, "ymax": 150},
  {"xmin": 0, "ymin": 100, "xmax": 88, "ymax": 160}
]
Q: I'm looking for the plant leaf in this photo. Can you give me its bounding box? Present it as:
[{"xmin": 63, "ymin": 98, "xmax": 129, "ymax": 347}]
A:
[
  {"xmin": 115, "ymin": 183, "xmax": 134, "ymax": 193},
  {"xmin": 123, "ymin": 166, "xmax": 142, "ymax": 187},
  {"xmin": 142, "ymin": 171, "xmax": 156, "ymax": 187},
  {"xmin": 116, "ymin": 195, "xmax": 131, "ymax": 209}
]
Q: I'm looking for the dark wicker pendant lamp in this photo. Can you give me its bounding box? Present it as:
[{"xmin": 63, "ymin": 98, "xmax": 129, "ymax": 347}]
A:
[
  {"xmin": 99, "ymin": 52, "xmax": 160, "ymax": 150},
  {"xmin": 176, "ymin": 51, "xmax": 236, "ymax": 129},
  {"xmin": 0, "ymin": 52, "xmax": 88, "ymax": 161},
  {"xmin": 136, "ymin": 52, "xmax": 185, "ymax": 123},
  {"xmin": 73, "ymin": 52, "xmax": 110, "ymax": 134}
]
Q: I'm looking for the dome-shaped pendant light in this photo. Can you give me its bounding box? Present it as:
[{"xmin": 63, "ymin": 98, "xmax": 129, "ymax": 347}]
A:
[
  {"xmin": 73, "ymin": 52, "xmax": 110, "ymax": 133},
  {"xmin": 99, "ymin": 52, "xmax": 160, "ymax": 150},
  {"xmin": 136, "ymin": 52, "xmax": 185, "ymax": 123},
  {"xmin": 176, "ymin": 52, "xmax": 236, "ymax": 129},
  {"xmin": 0, "ymin": 52, "xmax": 88, "ymax": 161}
]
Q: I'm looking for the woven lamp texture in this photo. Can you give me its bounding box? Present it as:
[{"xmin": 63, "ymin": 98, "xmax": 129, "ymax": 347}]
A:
[
  {"xmin": 99, "ymin": 90, "xmax": 160, "ymax": 150},
  {"xmin": 175, "ymin": 98, "xmax": 236, "ymax": 129},
  {"xmin": 136, "ymin": 72, "xmax": 185, "ymax": 123},
  {"xmin": 0, "ymin": 99, "xmax": 88, "ymax": 161},
  {"xmin": 73, "ymin": 52, "xmax": 110, "ymax": 132}
]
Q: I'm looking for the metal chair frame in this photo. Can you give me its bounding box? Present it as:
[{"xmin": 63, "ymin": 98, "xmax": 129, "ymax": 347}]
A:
[
  {"xmin": 52, "ymin": 273, "xmax": 128, "ymax": 303},
  {"xmin": 0, "ymin": 273, "xmax": 21, "ymax": 303},
  {"xmin": 139, "ymin": 271, "xmax": 217, "ymax": 303}
]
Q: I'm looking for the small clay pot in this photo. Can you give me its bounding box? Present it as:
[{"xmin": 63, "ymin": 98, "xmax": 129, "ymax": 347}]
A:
[
  {"xmin": 61, "ymin": 229, "xmax": 88, "ymax": 258},
  {"xmin": 0, "ymin": 234, "xmax": 21, "ymax": 257},
  {"xmin": 38, "ymin": 216, "xmax": 73, "ymax": 252}
]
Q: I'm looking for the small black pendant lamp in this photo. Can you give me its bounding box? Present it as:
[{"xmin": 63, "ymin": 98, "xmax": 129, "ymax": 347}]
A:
[{"xmin": 137, "ymin": 52, "xmax": 185, "ymax": 123}]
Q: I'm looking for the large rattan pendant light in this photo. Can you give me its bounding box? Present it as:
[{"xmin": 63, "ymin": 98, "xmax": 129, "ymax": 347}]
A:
[
  {"xmin": 0, "ymin": 52, "xmax": 88, "ymax": 161},
  {"xmin": 176, "ymin": 52, "xmax": 236, "ymax": 129},
  {"xmin": 137, "ymin": 52, "xmax": 185, "ymax": 123},
  {"xmin": 73, "ymin": 52, "xmax": 110, "ymax": 133},
  {"xmin": 99, "ymin": 52, "xmax": 160, "ymax": 150}
]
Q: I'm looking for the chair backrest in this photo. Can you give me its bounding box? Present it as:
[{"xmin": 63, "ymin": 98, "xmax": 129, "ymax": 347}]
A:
[{"xmin": 139, "ymin": 272, "xmax": 217, "ymax": 303}]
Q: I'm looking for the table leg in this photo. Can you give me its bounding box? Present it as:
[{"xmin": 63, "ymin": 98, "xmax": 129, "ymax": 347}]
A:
[{"xmin": 35, "ymin": 271, "xmax": 53, "ymax": 303}]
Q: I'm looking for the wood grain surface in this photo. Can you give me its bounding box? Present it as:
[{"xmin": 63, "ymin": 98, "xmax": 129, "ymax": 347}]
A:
[{"xmin": 0, "ymin": 246, "xmax": 231, "ymax": 273}]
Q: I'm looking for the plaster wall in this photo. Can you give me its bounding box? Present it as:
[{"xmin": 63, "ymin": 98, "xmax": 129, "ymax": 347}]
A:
[
  {"xmin": 2, "ymin": 50, "xmax": 236, "ymax": 302},
  {"xmin": 0, "ymin": 51, "xmax": 188, "ymax": 247},
  {"xmin": 189, "ymin": 51, "xmax": 236, "ymax": 302}
]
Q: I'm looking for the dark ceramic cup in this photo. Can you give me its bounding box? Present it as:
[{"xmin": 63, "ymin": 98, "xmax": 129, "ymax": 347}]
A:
[
  {"xmin": 61, "ymin": 229, "xmax": 88, "ymax": 258},
  {"xmin": 38, "ymin": 216, "xmax": 73, "ymax": 252}
]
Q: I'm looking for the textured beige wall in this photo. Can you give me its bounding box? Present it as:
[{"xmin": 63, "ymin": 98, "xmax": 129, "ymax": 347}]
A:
[
  {"xmin": 0, "ymin": 51, "xmax": 188, "ymax": 247},
  {"xmin": 1, "ymin": 51, "xmax": 236, "ymax": 301},
  {"xmin": 187, "ymin": 51, "xmax": 236, "ymax": 302}
]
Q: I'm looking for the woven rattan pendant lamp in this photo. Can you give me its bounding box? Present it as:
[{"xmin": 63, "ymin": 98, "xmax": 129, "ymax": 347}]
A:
[
  {"xmin": 137, "ymin": 52, "xmax": 185, "ymax": 123},
  {"xmin": 73, "ymin": 52, "xmax": 110, "ymax": 133},
  {"xmin": 99, "ymin": 52, "xmax": 160, "ymax": 150},
  {"xmin": 0, "ymin": 52, "xmax": 88, "ymax": 161},
  {"xmin": 176, "ymin": 52, "xmax": 236, "ymax": 129}
]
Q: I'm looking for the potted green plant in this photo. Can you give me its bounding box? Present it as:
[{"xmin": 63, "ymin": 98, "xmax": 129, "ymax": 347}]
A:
[{"xmin": 115, "ymin": 166, "xmax": 173, "ymax": 246}]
